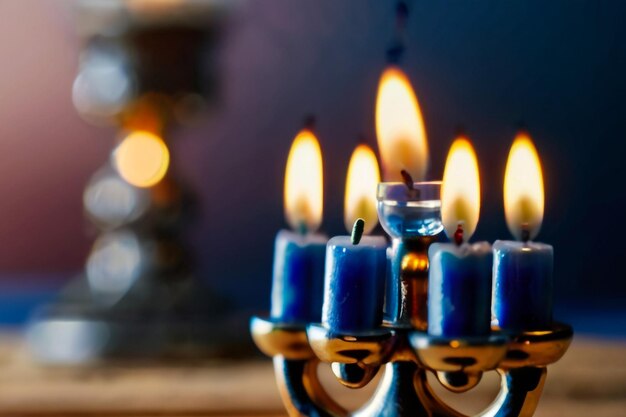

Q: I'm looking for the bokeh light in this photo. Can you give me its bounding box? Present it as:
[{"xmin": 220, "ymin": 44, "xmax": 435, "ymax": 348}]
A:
[{"xmin": 114, "ymin": 131, "xmax": 170, "ymax": 188}]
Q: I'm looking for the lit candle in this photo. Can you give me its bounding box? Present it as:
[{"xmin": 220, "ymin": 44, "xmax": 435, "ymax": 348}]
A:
[
  {"xmin": 492, "ymin": 133, "xmax": 553, "ymax": 332},
  {"xmin": 375, "ymin": 66, "xmax": 440, "ymax": 328},
  {"xmin": 321, "ymin": 145, "xmax": 387, "ymax": 332},
  {"xmin": 428, "ymin": 137, "xmax": 492, "ymax": 337},
  {"xmin": 270, "ymin": 128, "xmax": 327, "ymax": 323}
]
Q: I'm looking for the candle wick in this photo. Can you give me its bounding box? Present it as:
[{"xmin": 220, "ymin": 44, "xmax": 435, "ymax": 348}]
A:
[
  {"xmin": 400, "ymin": 169, "xmax": 420, "ymax": 199},
  {"xmin": 297, "ymin": 222, "xmax": 308, "ymax": 236},
  {"xmin": 351, "ymin": 218, "xmax": 365, "ymax": 245},
  {"xmin": 454, "ymin": 224, "xmax": 464, "ymax": 246},
  {"xmin": 520, "ymin": 223, "xmax": 530, "ymax": 243},
  {"xmin": 400, "ymin": 169, "xmax": 414, "ymax": 190}
]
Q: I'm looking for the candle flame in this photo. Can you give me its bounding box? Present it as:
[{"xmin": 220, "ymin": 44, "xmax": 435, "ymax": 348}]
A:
[
  {"xmin": 284, "ymin": 129, "xmax": 323, "ymax": 233},
  {"xmin": 114, "ymin": 130, "xmax": 170, "ymax": 188},
  {"xmin": 375, "ymin": 66, "xmax": 429, "ymax": 182},
  {"xmin": 504, "ymin": 133, "xmax": 545, "ymax": 241},
  {"xmin": 344, "ymin": 144, "xmax": 380, "ymax": 234},
  {"xmin": 441, "ymin": 137, "xmax": 481, "ymax": 242}
]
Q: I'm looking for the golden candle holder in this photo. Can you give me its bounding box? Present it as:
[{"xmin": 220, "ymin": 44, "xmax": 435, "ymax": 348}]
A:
[
  {"xmin": 251, "ymin": 234, "xmax": 572, "ymax": 417},
  {"xmin": 251, "ymin": 317, "xmax": 571, "ymax": 417}
]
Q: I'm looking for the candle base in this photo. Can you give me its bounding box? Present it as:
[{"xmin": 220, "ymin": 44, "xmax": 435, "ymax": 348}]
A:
[{"xmin": 250, "ymin": 317, "xmax": 572, "ymax": 417}]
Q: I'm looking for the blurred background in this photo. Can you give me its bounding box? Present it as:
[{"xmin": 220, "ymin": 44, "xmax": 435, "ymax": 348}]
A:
[
  {"xmin": 1, "ymin": 0, "xmax": 624, "ymax": 331},
  {"xmin": 0, "ymin": 0, "xmax": 624, "ymax": 415}
]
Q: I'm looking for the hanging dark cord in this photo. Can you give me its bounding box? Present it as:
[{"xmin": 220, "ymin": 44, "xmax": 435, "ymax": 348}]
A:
[{"xmin": 386, "ymin": 1, "xmax": 409, "ymax": 64}]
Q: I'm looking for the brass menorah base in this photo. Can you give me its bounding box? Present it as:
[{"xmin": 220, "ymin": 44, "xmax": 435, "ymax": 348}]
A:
[{"xmin": 251, "ymin": 317, "xmax": 572, "ymax": 417}]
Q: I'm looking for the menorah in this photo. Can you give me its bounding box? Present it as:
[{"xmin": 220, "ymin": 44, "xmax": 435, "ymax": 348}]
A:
[{"xmin": 251, "ymin": 181, "xmax": 572, "ymax": 417}]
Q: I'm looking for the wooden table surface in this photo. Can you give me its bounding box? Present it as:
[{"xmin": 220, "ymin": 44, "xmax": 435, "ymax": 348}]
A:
[{"xmin": 0, "ymin": 333, "xmax": 623, "ymax": 417}]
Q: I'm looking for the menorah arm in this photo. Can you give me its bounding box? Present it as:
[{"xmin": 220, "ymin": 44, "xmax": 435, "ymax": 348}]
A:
[
  {"xmin": 412, "ymin": 366, "xmax": 546, "ymax": 417},
  {"xmin": 273, "ymin": 356, "xmax": 348, "ymax": 417},
  {"xmin": 477, "ymin": 367, "xmax": 547, "ymax": 417},
  {"xmin": 250, "ymin": 318, "xmax": 348, "ymax": 417},
  {"xmin": 414, "ymin": 369, "xmax": 466, "ymax": 417},
  {"xmin": 476, "ymin": 323, "xmax": 572, "ymax": 417}
]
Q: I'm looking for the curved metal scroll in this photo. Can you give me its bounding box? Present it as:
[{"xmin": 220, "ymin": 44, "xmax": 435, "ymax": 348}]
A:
[
  {"xmin": 273, "ymin": 356, "xmax": 347, "ymax": 417},
  {"xmin": 273, "ymin": 358, "xmax": 547, "ymax": 417},
  {"xmin": 479, "ymin": 367, "xmax": 547, "ymax": 417}
]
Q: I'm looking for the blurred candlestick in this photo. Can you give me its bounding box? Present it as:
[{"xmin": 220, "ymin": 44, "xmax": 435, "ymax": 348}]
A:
[
  {"xmin": 493, "ymin": 132, "xmax": 553, "ymax": 332},
  {"xmin": 428, "ymin": 137, "xmax": 492, "ymax": 337},
  {"xmin": 270, "ymin": 128, "xmax": 327, "ymax": 323}
]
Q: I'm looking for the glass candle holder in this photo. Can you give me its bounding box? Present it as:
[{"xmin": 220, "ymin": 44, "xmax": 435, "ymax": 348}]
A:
[
  {"xmin": 377, "ymin": 181, "xmax": 443, "ymax": 329},
  {"xmin": 377, "ymin": 182, "xmax": 442, "ymax": 238}
]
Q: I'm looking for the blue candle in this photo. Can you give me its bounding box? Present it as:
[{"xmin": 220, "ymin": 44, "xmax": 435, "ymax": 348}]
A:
[
  {"xmin": 270, "ymin": 127, "xmax": 326, "ymax": 323},
  {"xmin": 322, "ymin": 228, "xmax": 387, "ymax": 332},
  {"xmin": 320, "ymin": 146, "xmax": 387, "ymax": 332},
  {"xmin": 492, "ymin": 241, "xmax": 553, "ymax": 331},
  {"xmin": 427, "ymin": 137, "xmax": 492, "ymax": 337},
  {"xmin": 428, "ymin": 242, "xmax": 492, "ymax": 336},
  {"xmin": 493, "ymin": 133, "xmax": 553, "ymax": 332},
  {"xmin": 270, "ymin": 230, "xmax": 327, "ymax": 323}
]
